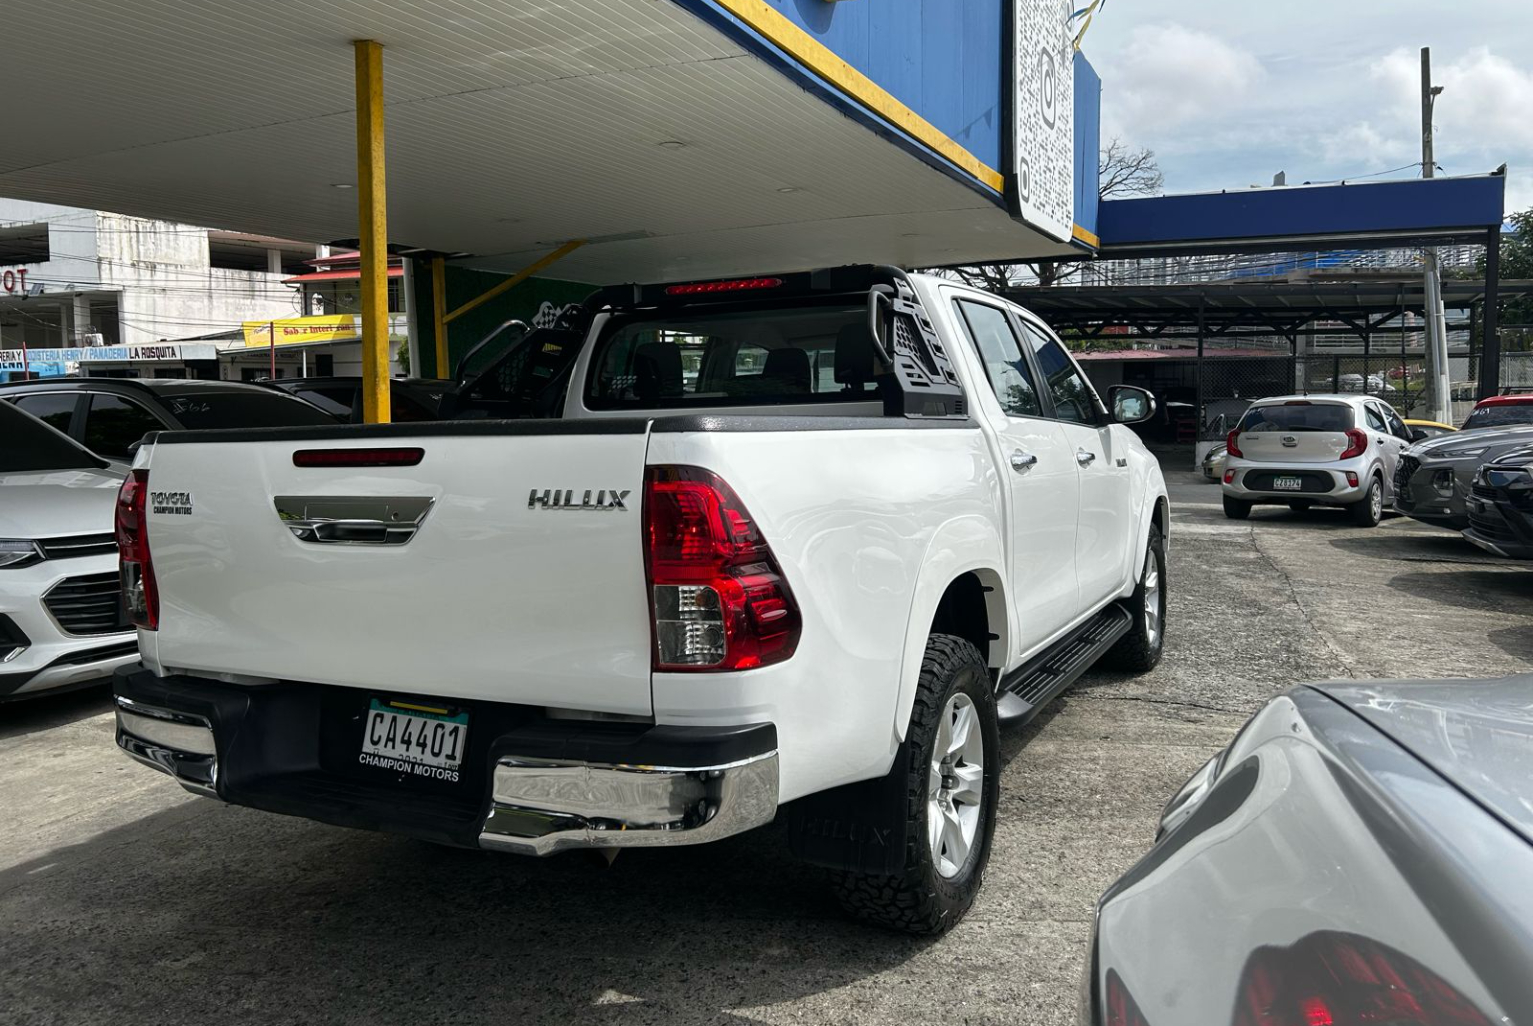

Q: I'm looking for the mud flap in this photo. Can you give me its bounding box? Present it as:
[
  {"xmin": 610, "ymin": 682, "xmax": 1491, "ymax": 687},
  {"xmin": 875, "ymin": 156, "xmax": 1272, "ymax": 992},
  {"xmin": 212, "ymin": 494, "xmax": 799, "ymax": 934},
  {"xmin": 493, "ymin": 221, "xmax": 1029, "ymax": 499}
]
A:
[{"xmin": 787, "ymin": 744, "xmax": 912, "ymax": 875}]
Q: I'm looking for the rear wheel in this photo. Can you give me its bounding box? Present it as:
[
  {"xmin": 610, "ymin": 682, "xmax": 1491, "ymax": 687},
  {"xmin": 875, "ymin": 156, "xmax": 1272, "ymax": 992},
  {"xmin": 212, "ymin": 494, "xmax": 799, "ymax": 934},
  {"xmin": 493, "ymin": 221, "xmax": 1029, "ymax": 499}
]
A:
[
  {"xmin": 1348, "ymin": 475, "xmax": 1383, "ymax": 527},
  {"xmin": 828, "ymin": 635, "xmax": 998, "ymax": 935},
  {"xmin": 1103, "ymin": 524, "xmax": 1165, "ymax": 672},
  {"xmin": 1287, "ymin": 500, "xmax": 1314, "ymax": 512},
  {"xmin": 1223, "ymin": 495, "xmax": 1252, "ymax": 520}
]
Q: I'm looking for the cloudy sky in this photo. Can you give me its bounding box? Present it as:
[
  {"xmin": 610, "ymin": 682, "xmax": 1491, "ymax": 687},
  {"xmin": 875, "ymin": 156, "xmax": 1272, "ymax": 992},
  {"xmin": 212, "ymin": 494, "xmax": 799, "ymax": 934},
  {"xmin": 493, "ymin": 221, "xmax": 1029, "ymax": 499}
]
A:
[{"xmin": 1082, "ymin": 0, "xmax": 1533, "ymax": 216}]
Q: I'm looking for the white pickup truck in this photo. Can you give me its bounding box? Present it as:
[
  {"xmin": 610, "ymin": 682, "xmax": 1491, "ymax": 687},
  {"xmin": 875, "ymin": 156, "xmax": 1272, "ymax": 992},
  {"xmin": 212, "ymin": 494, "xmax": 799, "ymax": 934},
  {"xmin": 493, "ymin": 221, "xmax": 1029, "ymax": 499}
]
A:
[{"xmin": 113, "ymin": 266, "xmax": 1168, "ymax": 934}]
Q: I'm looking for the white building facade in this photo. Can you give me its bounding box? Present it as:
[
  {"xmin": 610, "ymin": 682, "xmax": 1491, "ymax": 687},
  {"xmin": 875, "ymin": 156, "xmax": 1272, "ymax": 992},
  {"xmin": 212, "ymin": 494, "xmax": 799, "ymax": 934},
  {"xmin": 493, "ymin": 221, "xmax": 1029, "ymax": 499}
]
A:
[{"xmin": 0, "ymin": 198, "xmax": 311, "ymax": 352}]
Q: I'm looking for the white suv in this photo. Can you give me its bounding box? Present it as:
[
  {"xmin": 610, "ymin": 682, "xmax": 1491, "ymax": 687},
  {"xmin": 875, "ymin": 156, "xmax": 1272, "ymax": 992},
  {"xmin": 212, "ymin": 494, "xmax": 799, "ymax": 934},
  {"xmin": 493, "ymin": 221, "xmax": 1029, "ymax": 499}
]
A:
[
  {"xmin": 0, "ymin": 402, "xmax": 136, "ymax": 701},
  {"xmin": 1220, "ymin": 394, "xmax": 1412, "ymax": 527}
]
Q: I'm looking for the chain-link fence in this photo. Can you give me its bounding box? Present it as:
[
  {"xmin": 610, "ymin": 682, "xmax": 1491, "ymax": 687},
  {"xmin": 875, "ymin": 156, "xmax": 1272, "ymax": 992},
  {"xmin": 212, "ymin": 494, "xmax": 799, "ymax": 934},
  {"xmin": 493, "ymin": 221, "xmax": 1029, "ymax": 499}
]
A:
[
  {"xmin": 1296, "ymin": 352, "xmax": 1429, "ymax": 418},
  {"xmin": 1197, "ymin": 355, "xmax": 1292, "ymax": 441}
]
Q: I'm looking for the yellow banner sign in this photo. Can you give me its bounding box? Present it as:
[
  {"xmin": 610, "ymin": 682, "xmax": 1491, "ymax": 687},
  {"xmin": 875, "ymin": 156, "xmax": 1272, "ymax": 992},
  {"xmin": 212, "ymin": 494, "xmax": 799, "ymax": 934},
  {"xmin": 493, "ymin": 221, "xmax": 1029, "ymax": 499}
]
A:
[{"xmin": 242, "ymin": 315, "xmax": 358, "ymax": 348}]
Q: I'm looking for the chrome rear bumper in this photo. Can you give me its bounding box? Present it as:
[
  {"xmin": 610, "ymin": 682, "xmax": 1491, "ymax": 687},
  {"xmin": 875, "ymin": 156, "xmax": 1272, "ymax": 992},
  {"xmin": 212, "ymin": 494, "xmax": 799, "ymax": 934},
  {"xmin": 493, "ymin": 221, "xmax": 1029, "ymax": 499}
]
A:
[
  {"xmin": 479, "ymin": 752, "xmax": 779, "ymax": 855},
  {"xmin": 115, "ymin": 696, "xmax": 219, "ymax": 798}
]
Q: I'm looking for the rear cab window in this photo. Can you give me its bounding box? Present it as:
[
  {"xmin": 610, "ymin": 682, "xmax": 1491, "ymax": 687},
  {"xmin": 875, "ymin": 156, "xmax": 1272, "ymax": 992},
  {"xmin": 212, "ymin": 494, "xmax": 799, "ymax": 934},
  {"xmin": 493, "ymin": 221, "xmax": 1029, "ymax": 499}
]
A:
[
  {"xmin": 1463, "ymin": 401, "xmax": 1533, "ymax": 431},
  {"xmin": 83, "ymin": 392, "xmax": 165, "ymax": 458},
  {"xmin": 585, "ymin": 300, "xmax": 876, "ymax": 410},
  {"xmin": 161, "ymin": 391, "xmax": 337, "ymax": 429},
  {"xmin": 1238, "ymin": 402, "xmax": 1354, "ymax": 433}
]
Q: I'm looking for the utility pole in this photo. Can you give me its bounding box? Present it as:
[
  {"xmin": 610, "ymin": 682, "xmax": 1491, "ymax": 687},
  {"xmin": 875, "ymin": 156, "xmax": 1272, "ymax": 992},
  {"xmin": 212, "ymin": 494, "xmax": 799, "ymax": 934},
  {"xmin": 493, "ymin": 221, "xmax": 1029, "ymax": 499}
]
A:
[{"xmin": 1420, "ymin": 47, "xmax": 1451, "ymax": 422}]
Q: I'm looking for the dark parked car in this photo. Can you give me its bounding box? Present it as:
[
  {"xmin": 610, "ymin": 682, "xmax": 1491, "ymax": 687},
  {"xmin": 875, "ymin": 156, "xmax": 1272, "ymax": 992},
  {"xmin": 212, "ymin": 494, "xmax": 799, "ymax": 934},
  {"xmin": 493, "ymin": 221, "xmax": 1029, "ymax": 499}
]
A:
[
  {"xmin": 1463, "ymin": 444, "xmax": 1533, "ymax": 559},
  {"xmin": 0, "ymin": 378, "xmax": 334, "ymax": 462},
  {"xmin": 1394, "ymin": 424, "xmax": 1533, "ymax": 531},
  {"xmin": 270, "ymin": 377, "xmax": 456, "ymax": 423},
  {"xmin": 1084, "ymin": 677, "xmax": 1532, "ymax": 1026}
]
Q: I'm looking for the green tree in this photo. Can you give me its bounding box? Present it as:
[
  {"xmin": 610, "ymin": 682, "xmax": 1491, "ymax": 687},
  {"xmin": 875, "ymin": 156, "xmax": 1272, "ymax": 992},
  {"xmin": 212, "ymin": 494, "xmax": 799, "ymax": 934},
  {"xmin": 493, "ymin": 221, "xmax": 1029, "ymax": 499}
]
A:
[{"xmin": 1477, "ymin": 209, "xmax": 1532, "ymax": 352}]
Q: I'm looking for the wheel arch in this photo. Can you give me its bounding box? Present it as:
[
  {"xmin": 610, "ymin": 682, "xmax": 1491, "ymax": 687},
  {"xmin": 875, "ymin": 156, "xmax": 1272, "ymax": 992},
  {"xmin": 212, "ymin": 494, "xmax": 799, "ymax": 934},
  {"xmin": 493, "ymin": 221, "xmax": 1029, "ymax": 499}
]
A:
[
  {"xmin": 1131, "ymin": 490, "xmax": 1171, "ymax": 578},
  {"xmin": 891, "ymin": 516, "xmax": 1009, "ymax": 745}
]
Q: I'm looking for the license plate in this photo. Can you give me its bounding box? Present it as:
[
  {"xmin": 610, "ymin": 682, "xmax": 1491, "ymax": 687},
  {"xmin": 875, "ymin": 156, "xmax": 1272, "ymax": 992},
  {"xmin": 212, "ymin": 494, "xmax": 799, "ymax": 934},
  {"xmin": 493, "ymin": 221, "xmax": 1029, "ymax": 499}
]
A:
[
  {"xmin": 360, "ymin": 699, "xmax": 468, "ymax": 780},
  {"xmin": 1273, "ymin": 476, "xmax": 1304, "ymax": 491}
]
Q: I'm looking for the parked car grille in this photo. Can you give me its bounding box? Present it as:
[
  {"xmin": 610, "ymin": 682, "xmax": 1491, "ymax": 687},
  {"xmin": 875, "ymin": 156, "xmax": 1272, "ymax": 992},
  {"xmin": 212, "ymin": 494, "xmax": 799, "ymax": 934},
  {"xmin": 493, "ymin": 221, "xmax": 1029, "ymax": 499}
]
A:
[
  {"xmin": 1242, "ymin": 470, "xmax": 1335, "ymax": 494},
  {"xmin": 36, "ymin": 533, "xmax": 118, "ymax": 561},
  {"xmin": 1468, "ymin": 487, "xmax": 1518, "ymax": 542},
  {"xmin": 1394, "ymin": 456, "xmax": 1419, "ymax": 499},
  {"xmin": 43, "ymin": 573, "xmax": 131, "ymax": 636},
  {"xmin": 0, "ymin": 614, "xmax": 29, "ymax": 661}
]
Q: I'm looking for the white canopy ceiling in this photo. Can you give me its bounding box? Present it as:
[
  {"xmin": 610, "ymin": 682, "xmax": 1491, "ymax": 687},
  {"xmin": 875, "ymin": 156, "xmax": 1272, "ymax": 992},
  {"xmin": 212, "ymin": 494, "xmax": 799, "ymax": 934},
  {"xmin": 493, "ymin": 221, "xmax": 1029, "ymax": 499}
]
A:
[{"xmin": 1, "ymin": 1, "xmax": 1071, "ymax": 283}]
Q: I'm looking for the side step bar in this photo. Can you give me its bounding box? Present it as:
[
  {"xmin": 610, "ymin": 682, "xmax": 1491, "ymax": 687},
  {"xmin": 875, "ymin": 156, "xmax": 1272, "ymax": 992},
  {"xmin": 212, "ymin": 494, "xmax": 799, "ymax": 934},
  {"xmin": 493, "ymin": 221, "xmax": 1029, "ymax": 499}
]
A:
[{"xmin": 996, "ymin": 603, "xmax": 1133, "ymax": 727}]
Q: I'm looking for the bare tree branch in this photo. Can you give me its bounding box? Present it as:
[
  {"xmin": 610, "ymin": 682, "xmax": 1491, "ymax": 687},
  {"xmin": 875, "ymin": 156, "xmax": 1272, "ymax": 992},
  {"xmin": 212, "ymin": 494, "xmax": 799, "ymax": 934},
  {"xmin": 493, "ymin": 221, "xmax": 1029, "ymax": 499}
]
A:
[{"xmin": 937, "ymin": 137, "xmax": 1164, "ymax": 293}]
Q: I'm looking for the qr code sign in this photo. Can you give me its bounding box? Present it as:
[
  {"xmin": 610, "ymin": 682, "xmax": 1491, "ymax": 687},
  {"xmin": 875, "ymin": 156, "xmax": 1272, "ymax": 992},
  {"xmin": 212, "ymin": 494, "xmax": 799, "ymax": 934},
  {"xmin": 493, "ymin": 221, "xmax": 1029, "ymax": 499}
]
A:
[{"xmin": 1012, "ymin": 0, "xmax": 1075, "ymax": 242}]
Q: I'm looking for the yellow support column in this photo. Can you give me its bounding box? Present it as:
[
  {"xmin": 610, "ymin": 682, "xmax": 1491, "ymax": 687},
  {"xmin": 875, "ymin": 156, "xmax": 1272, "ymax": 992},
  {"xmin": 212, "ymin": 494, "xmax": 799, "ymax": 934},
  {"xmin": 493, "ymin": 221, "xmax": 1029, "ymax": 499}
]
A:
[
  {"xmin": 353, "ymin": 39, "xmax": 391, "ymax": 424},
  {"xmin": 431, "ymin": 256, "xmax": 449, "ymax": 379}
]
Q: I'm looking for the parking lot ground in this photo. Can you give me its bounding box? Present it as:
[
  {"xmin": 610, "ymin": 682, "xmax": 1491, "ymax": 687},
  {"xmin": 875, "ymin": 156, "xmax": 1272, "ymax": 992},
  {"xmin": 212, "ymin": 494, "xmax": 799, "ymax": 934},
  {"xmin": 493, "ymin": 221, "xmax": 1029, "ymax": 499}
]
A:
[{"xmin": 3, "ymin": 463, "xmax": 1531, "ymax": 1026}]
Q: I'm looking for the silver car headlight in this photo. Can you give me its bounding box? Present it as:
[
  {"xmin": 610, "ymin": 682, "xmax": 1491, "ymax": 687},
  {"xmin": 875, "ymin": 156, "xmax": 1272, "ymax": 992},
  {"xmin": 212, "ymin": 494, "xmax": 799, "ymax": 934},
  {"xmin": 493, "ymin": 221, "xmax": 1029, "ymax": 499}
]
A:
[{"xmin": 0, "ymin": 540, "xmax": 42, "ymax": 569}]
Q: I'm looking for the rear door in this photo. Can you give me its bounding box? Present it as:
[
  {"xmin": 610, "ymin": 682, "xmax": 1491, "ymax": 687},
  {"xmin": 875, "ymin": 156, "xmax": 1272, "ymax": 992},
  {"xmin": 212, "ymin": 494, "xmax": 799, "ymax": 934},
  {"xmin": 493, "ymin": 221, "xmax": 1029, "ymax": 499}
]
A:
[
  {"xmin": 142, "ymin": 426, "xmax": 657, "ymax": 715},
  {"xmin": 950, "ymin": 296, "xmax": 1081, "ymax": 647},
  {"xmin": 1235, "ymin": 401, "xmax": 1356, "ymax": 463},
  {"xmin": 1018, "ymin": 317, "xmax": 1134, "ymax": 611}
]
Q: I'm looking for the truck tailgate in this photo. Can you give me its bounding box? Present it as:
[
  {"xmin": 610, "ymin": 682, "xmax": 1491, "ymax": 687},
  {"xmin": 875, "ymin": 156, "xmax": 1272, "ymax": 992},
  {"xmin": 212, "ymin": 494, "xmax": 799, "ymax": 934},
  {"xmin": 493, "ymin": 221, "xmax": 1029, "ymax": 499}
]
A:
[{"xmin": 142, "ymin": 426, "xmax": 655, "ymax": 715}]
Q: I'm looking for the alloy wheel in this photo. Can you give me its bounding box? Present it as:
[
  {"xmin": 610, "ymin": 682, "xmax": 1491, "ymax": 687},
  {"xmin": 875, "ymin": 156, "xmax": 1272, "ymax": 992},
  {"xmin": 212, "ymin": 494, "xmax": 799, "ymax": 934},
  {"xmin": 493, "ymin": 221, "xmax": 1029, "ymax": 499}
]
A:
[
  {"xmin": 1143, "ymin": 549, "xmax": 1161, "ymax": 648},
  {"xmin": 928, "ymin": 693, "xmax": 985, "ymax": 879}
]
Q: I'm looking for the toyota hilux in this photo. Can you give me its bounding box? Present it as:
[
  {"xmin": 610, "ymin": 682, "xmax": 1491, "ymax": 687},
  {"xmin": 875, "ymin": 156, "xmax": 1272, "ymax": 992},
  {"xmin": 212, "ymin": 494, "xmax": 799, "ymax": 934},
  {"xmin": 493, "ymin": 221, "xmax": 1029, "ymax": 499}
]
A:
[{"xmin": 112, "ymin": 266, "xmax": 1169, "ymax": 933}]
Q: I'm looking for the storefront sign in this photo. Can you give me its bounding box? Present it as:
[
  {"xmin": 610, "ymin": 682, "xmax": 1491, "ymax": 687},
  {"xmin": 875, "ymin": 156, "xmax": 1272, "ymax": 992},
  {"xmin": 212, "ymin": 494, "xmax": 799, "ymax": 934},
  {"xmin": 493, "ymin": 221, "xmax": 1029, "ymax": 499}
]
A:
[
  {"xmin": 0, "ymin": 343, "xmax": 218, "ymax": 364},
  {"xmin": 1, "ymin": 268, "xmax": 29, "ymax": 293},
  {"xmin": 242, "ymin": 315, "xmax": 358, "ymax": 348}
]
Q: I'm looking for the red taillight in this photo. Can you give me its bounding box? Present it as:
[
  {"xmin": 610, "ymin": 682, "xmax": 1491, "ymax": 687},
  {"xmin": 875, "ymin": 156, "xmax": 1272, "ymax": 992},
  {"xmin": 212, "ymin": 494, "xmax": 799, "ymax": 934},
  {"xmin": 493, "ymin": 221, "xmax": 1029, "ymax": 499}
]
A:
[
  {"xmin": 1231, "ymin": 931, "xmax": 1495, "ymax": 1026},
  {"xmin": 643, "ymin": 466, "xmax": 800, "ymax": 671},
  {"xmin": 663, "ymin": 277, "xmax": 784, "ymax": 296},
  {"xmin": 293, "ymin": 447, "xmax": 424, "ymax": 467},
  {"xmin": 1104, "ymin": 971, "xmax": 1152, "ymax": 1026},
  {"xmin": 1224, "ymin": 469, "xmax": 1236, "ymax": 484},
  {"xmin": 1339, "ymin": 428, "xmax": 1368, "ymax": 460},
  {"xmin": 1226, "ymin": 429, "xmax": 1243, "ymax": 459},
  {"xmin": 115, "ymin": 469, "xmax": 158, "ymax": 631}
]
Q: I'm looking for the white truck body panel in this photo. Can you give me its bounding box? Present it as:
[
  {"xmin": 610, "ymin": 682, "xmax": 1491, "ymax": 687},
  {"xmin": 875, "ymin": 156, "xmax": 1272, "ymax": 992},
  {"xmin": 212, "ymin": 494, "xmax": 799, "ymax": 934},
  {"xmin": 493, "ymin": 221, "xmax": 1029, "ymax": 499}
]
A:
[{"xmin": 141, "ymin": 429, "xmax": 656, "ymax": 714}]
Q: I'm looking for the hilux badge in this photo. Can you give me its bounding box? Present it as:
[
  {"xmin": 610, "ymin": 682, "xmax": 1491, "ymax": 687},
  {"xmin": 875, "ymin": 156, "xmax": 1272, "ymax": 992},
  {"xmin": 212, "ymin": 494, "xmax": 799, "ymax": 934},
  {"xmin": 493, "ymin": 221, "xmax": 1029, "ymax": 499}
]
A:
[{"xmin": 528, "ymin": 488, "xmax": 630, "ymax": 511}]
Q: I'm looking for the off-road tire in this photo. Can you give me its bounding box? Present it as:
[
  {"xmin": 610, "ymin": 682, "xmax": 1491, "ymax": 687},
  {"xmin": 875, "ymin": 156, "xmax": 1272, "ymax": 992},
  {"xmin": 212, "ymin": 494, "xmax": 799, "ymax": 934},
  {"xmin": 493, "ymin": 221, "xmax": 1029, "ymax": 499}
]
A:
[
  {"xmin": 1287, "ymin": 500, "xmax": 1314, "ymax": 512},
  {"xmin": 828, "ymin": 635, "xmax": 999, "ymax": 935},
  {"xmin": 1103, "ymin": 524, "xmax": 1166, "ymax": 672},
  {"xmin": 1223, "ymin": 495, "xmax": 1252, "ymax": 520},
  {"xmin": 1348, "ymin": 475, "xmax": 1383, "ymax": 527}
]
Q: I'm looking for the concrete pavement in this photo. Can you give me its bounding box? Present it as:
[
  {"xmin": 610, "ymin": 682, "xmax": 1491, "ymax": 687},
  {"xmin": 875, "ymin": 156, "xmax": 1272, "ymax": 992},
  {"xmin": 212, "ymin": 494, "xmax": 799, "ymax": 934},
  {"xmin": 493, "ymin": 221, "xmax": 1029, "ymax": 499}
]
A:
[{"xmin": 2, "ymin": 467, "xmax": 1529, "ymax": 1026}]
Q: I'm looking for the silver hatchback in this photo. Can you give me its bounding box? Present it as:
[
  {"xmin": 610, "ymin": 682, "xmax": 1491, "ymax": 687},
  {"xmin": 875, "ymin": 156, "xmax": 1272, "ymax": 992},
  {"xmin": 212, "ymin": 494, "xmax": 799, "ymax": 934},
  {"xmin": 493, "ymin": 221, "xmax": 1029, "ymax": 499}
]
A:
[{"xmin": 1220, "ymin": 395, "xmax": 1411, "ymax": 527}]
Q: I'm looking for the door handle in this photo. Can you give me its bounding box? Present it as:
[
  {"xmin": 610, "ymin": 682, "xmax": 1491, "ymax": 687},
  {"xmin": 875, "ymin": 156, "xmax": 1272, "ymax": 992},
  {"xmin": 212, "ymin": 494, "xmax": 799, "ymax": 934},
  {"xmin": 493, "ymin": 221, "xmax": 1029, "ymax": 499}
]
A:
[
  {"xmin": 1076, "ymin": 449, "xmax": 1097, "ymax": 466},
  {"xmin": 1010, "ymin": 449, "xmax": 1038, "ymax": 471}
]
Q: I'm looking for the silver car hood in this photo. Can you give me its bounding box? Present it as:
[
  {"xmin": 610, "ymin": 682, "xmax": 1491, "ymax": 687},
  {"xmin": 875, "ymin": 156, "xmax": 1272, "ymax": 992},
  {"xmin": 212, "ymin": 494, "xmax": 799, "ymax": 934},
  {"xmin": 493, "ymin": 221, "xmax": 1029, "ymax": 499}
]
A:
[
  {"xmin": 0, "ymin": 467, "xmax": 126, "ymax": 539},
  {"xmin": 1311, "ymin": 677, "xmax": 1533, "ymax": 846}
]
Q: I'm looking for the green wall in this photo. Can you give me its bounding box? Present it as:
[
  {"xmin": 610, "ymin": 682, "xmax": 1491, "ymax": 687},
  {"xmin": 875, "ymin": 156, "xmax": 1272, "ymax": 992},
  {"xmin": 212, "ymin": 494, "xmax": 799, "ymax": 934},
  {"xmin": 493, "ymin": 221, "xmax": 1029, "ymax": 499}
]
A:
[{"xmin": 409, "ymin": 259, "xmax": 592, "ymax": 378}]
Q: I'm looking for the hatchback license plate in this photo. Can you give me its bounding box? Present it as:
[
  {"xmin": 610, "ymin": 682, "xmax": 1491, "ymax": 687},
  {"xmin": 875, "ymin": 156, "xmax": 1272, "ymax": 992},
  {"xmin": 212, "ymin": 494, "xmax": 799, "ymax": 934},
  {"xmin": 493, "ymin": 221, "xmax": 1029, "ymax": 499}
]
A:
[
  {"xmin": 1273, "ymin": 476, "xmax": 1304, "ymax": 491},
  {"xmin": 360, "ymin": 699, "xmax": 468, "ymax": 779}
]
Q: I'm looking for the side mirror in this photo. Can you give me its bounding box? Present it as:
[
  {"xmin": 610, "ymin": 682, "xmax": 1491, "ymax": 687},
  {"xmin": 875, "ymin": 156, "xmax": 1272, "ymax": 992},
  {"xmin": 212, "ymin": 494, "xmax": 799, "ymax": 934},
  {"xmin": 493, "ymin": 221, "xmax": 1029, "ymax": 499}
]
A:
[
  {"xmin": 1109, "ymin": 385, "xmax": 1157, "ymax": 425},
  {"xmin": 1409, "ymin": 427, "xmax": 1428, "ymax": 442}
]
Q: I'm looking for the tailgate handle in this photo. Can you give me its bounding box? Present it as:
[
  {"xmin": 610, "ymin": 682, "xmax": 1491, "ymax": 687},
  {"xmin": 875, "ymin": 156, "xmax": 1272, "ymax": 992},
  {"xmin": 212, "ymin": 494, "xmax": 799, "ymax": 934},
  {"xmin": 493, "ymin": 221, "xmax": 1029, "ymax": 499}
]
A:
[
  {"xmin": 293, "ymin": 519, "xmax": 410, "ymax": 545},
  {"xmin": 275, "ymin": 496, "xmax": 434, "ymax": 546}
]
